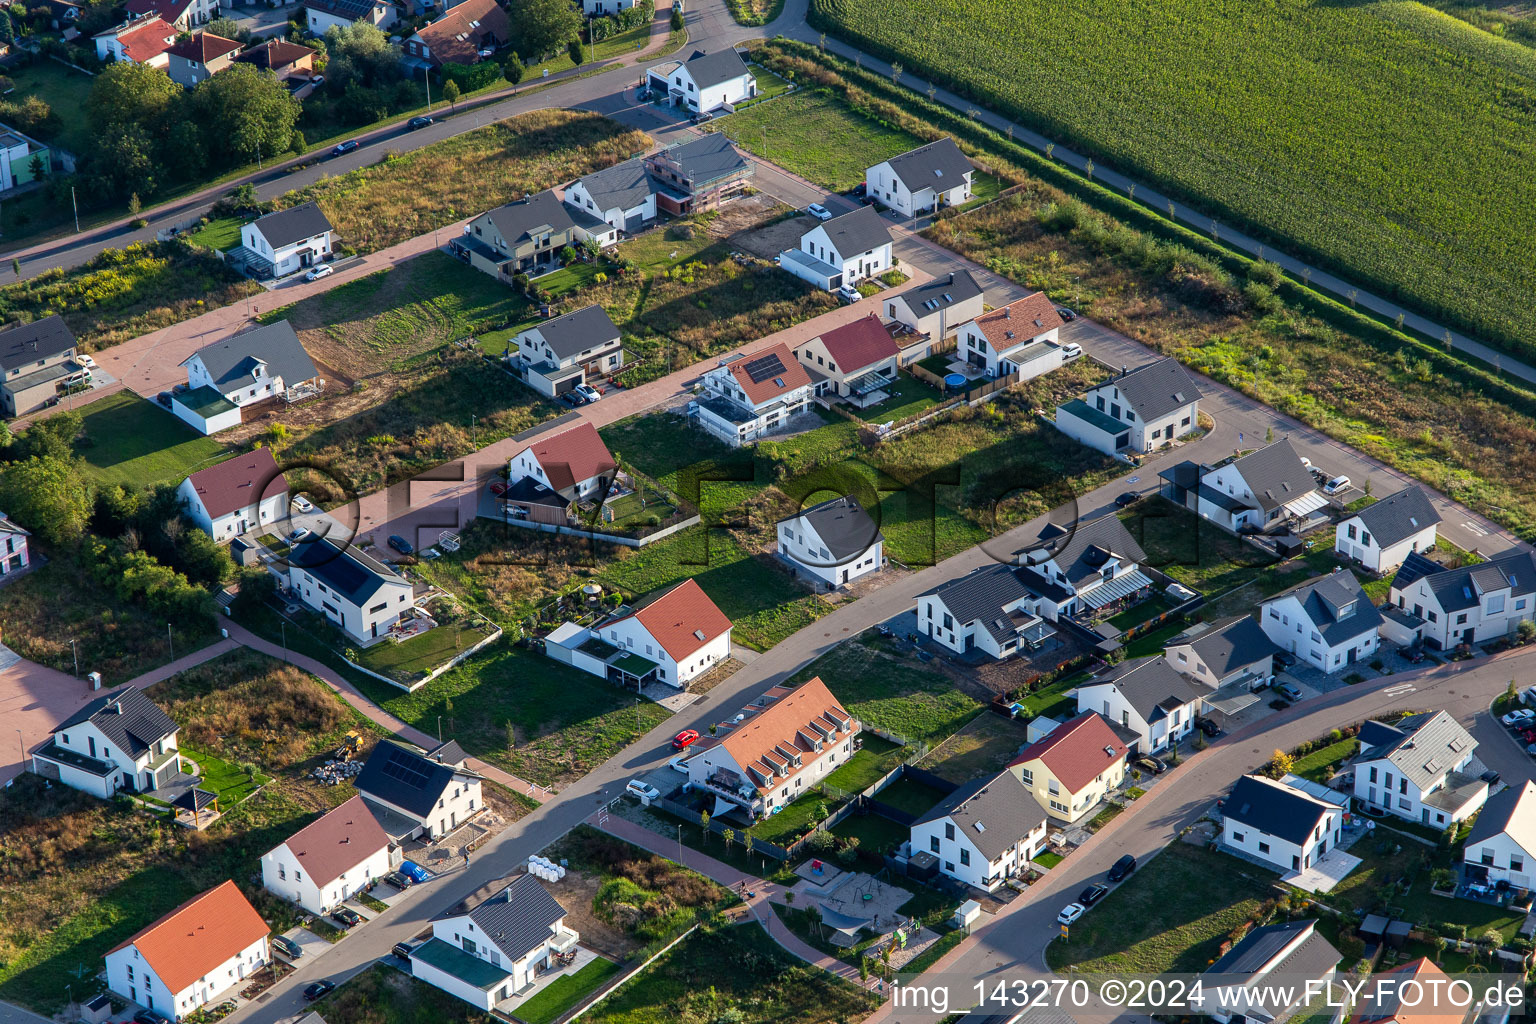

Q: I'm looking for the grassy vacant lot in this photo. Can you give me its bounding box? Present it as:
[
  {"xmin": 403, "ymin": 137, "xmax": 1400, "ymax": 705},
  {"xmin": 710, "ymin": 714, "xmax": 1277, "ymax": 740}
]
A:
[
  {"xmin": 823, "ymin": 734, "xmax": 904, "ymax": 790},
  {"xmin": 73, "ymin": 392, "xmax": 233, "ymax": 487},
  {"xmin": 352, "ymin": 612, "xmax": 495, "ymax": 685},
  {"xmin": 715, "ymin": 86, "xmax": 925, "ymax": 189},
  {"xmin": 0, "ymin": 651, "xmax": 380, "ymax": 1013},
  {"xmin": 809, "ymin": 0, "xmax": 1536, "ymax": 363},
  {"xmin": 918, "ymin": 711, "xmax": 1031, "ymax": 784},
  {"xmin": 285, "ymin": 110, "xmax": 652, "ymax": 255},
  {"xmin": 1046, "ymin": 842, "xmax": 1280, "ymax": 973},
  {"xmin": 582, "ymin": 924, "xmax": 876, "ymax": 1024},
  {"xmin": 309, "ymin": 964, "xmax": 496, "ymax": 1024},
  {"xmin": 790, "ymin": 635, "xmax": 982, "ymax": 745}
]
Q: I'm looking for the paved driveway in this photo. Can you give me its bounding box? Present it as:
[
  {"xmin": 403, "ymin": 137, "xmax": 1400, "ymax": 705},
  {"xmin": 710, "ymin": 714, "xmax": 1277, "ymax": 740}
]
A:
[{"xmin": 0, "ymin": 652, "xmax": 97, "ymax": 785}]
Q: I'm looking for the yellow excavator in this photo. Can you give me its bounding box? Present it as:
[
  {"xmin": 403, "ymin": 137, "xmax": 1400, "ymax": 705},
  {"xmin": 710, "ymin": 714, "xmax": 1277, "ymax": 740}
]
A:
[{"xmin": 336, "ymin": 731, "xmax": 365, "ymax": 761}]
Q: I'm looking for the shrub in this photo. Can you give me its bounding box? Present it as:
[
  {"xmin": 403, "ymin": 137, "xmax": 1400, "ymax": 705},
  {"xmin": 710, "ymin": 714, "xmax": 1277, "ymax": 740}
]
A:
[{"xmin": 440, "ymin": 60, "xmax": 502, "ymax": 92}]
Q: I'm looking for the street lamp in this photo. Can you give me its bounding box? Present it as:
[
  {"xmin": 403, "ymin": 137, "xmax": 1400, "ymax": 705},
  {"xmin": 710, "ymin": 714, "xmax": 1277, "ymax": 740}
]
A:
[
  {"xmin": 167, "ymin": 623, "xmax": 174, "ymax": 662},
  {"xmin": 677, "ymin": 823, "xmax": 683, "ymax": 864},
  {"xmin": 15, "ymin": 728, "xmax": 22, "ymax": 763},
  {"xmin": 70, "ymin": 638, "xmax": 78, "ymax": 678},
  {"xmin": 437, "ymin": 715, "xmax": 444, "ymax": 742}
]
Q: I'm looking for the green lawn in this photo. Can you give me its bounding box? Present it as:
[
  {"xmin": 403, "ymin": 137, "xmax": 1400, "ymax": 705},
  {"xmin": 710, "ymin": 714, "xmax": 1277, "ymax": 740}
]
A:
[
  {"xmin": 514, "ymin": 957, "xmax": 620, "ymax": 1024},
  {"xmin": 5, "ymin": 60, "xmax": 94, "ymax": 154},
  {"xmin": 791, "ymin": 636, "xmax": 983, "ymax": 745},
  {"xmin": 852, "ymin": 373, "xmax": 943, "ymax": 423},
  {"xmin": 72, "ymin": 392, "xmax": 233, "ymax": 488},
  {"xmin": 592, "ymin": 21, "xmax": 655, "ymax": 61},
  {"xmin": 180, "ymin": 745, "xmax": 272, "ymax": 806},
  {"xmin": 749, "ymin": 788, "xmax": 836, "ymax": 845},
  {"xmin": 1033, "ymin": 851, "xmax": 1063, "ymax": 868},
  {"xmin": 352, "ymin": 616, "xmax": 498, "ymax": 685},
  {"xmin": 873, "ymin": 775, "xmax": 948, "ymax": 817},
  {"xmin": 1121, "ymin": 620, "xmax": 1189, "ymax": 659},
  {"xmin": 823, "ymin": 735, "xmax": 905, "ymax": 790},
  {"xmin": 185, "ymin": 215, "xmax": 249, "ymax": 252},
  {"xmin": 1120, "ymin": 498, "xmax": 1279, "ymax": 596},
  {"xmin": 1329, "ymin": 841, "xmax": 1527, "ymax": 942},
  {"xmin": 828, "ymin": 812, "xmax": 909, "ymax": 855},
  {"xmin": 1291, "ymin": 737, "xmax": 1360, "ymax": 783}
]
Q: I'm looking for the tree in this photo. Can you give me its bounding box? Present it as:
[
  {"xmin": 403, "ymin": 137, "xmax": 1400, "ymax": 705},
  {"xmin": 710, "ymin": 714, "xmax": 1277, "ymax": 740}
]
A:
[
  {"xmin": 190, "ymin": 64, "xmax": 301, "ymax": 170},
  {"xmin": 128, "ymin": 192, "xmax": 141, "ymax": 216},
  {"xmin": 699, "ymin": 808, "xmax": 710, "ymax": 843},
  {"xmin": 503, "ymin": 52, "xmax": 524, "ymax": 84},
  {"xmin": 0, "ymin": 420, "xmax": 10, "ymax": 453},
  {"xmin": 0, "ymin": 10, "xmax": 11, "ymax": 45},
  {"xmin": 206, "ymin": 15, "xmax": 244, "ymax": 40},
  {"xmin": 0, "ymin": 455, "xmax": 93, "ymax": 544},
  {"xmin": 1518, "ymin": 620, "xmax": 1536, "ymax": 645},
  {"xmin": 508, "ymin": 0, "xmax": 581, "ymax": 61},
  {"xmin": 567, "ymin": 39, "xmax": 585, "ymax": 66},
  {"xmin": 442, "ymin": 78, "xmax": 461, "ymax": 109},
  {"xmin": 91, "ymin": 121, "xmax": 160, "ymax": 197},
  {"xmin": 173, "ymin": 525, "xmax": 235, "ymax": 587},
  {"xmin": 87, "ymin": 61, "xmax": 182, "ymax": 134},
  {"xmin": 1266, "ymin": 748, "xmax": 1294, "ymax": 778},
  {"xmin": 721, "ymin": 826, "xmax": 735, "ymax": 853},
  {"xmin": 14, "ymin": 408, "xmax": 81, "ymax": 462},
  {"xmin": 1506, "ymin": 679, "xmax": 1520, "ymax": 707},
  {"xmin": 669, "ymin": 4, "xmax": 682, "ymax": 29},
  {"xmin": 322, "ymin": 22, "xmax": 401, "ymax": 90}
]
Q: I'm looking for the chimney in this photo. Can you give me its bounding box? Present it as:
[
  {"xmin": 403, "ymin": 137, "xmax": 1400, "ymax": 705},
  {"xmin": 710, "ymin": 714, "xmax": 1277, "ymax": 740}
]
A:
[
  {"xmin": 1003, "ymin": 308, "xmax": 1010, "ymax": 318},
  {"xmin": 1122, "ymin": 364, "xmax": 1128, "ymax": 376},
  {"xmin": 947, "ymin": 272, "xmax": 954, "ymax": 284}
]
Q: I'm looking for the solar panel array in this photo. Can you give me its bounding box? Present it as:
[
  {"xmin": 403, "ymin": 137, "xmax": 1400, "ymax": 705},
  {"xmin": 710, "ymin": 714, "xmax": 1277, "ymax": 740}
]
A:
[
  {"xmin": 380, "ymin": 748, "xmax": 433, "ymax": 790},
  {"xmin": 742, "ymin": 353, "xmax": 786, "ymax": 384}
]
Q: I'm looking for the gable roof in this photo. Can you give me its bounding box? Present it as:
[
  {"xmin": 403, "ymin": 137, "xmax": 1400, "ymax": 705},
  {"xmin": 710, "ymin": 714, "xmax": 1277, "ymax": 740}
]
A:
[
  {"xmin": 1466, "ymin": 779, "xmax": 1536, "ymax": 855},
  {"xmin": 1265, "ymin": 568, "xmax": 1382, "ymax": 644},
  {"xmin": 572, "ymin": 157, "xmax": 653, "ymax": 212},
  {"xmin": 250, "ymin": 200, "xmax": 332, "ymax": 249},
  {"xmin": 611, "ymin": 578, "xmax": 731, "ymax": 662},
  {"xmin": 1350, "ymin": 958, "xmax": 1462, "ymax": 1024},
  {"xmin": 0, "ymin": 314, "xmax": 75, "ymax": 371},
  {"xmin": 108, "ymin": 880, "xmax": 270, "ymax": 993},
  {"xmin": 288, "ymin": 536, "xmax": 408, "ymax": 607},
  {"xmin": 678, "ymin": 48, "xmax": 751, "ymax": 89},
  {"xmin": 1208, "ymin": 919, "xmax": 1340, "ymax": 996},
  {"xmin": 812, "ymin": 206, "xmax": 892, "ymax": 259},
  {"xmin": 893, "ymin": 270, "xmax": 983, "ymax": 319},
  {"xmin": 725, "ymin": 342, "xmax": 813, "ymax": 406},
  {"xmin": 183, "ymin": 319, "xmax": 318, "ymax": 392},
  {"xmin": 302, "ymin": 0, "xmax": 386, "ymax": 20},
  {"xmin": 1390, "ymin": 548, "xmax": 1536, "ymax": 613},
  {"xmin": 0, "ymin": 513, "xmax": 30, "ymax": 539},
  {"xmin": 164, "ymin": 31, "xmax": 242, "ymax": 62},
  {"xmin": 1009, "ymin": 711, "xmax": 1128, "ymax": 793},
  {"xmin": 236, "ymin": 38, "xmax": 314, "ymax": 70},
  {"xmin": 1227, "ymin": 438, "xmax": 1316, "ymax": 512},
  {"xmin": 355, "ymin": 739, "xmax": 479, "ymax": 818},
  {"xmin": 913, "ymin": 769, "xmax": 1046, "ymax": 861},
  {"xmin": 485, "ymin": 189, "xmax": 581, "ymax": 246},
  {"xmin": 531, "ymin": 304, "xmax": 621, "ymax": 362},
  {"xmin": 1170, "ymin": 616, "xmax": 1280, "ymax": 678},
  {"xmin": 1029, "ymin": 514, "xmax": 1147, "ymax": 589},
  {"xmin": 969, "ymin": 294, "xmax": 1063, "ymax": 351},
  {"xmin": 1350, "ymin": 486, "xmax": 1441, "ymax": 548},
  {"xmin": 717, "ymin": 676, "xmax": 854, "ymax": 790},
  {"xmin": 103, "ymin": 14, "xmax": 177, "ymax": 60},
  {"xmin": 413, "ymin": 0, "xmax": 508, "ymax": 66},
  {"xmin": 806, "ymin": 314, "xmax": 898, "ymax": 374},
  {"xmin": 1222, "ymin": 774, "xmax": 1336, "ymax": 845},
  {"xmin": 777, "ymin": 496, "xmax": 883, "ymax": 562},
  {"xmin": 522, "ymin": 420, "xmax": 615, "ymax": 494},
  {"xmin": 883, "ymin": 137, "xmax": 973, "ymax": 193},
  {"xmin": 184, "ymin": 448, "xmax": 289, "ymax": 519},
  {"xmin": 438, "ymin": 872, "xmax": 567, "ymax": 960},
  {"xmin": 278, "ymin": 794, "xmax": 389, "ymax": 887},
  {"xmin": 655, "ymin": 132, "xmax": 749, "ymax": 185},
  {"xmin": 1100, "ymin": 357, "xmax": 1204, "ymax": 421},
  {"xmin": 1352, "ymin": 710, "xmax": 1476, "ymax": 793},
  {"xmin": 918, "ymin": 563, "xmax": 1036, "ymax": 646},
  {"xmin": 54, "ymin": 685, "xmax": 177, "ymax": 757},
  {"xmin": 1085, "ymin": 656, "xmax": 1206, "ymax": 723}
]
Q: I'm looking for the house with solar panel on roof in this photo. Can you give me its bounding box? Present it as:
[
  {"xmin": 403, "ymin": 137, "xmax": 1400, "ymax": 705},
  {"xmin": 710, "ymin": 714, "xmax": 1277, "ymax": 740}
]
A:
[
  {"xmin": 775, "ymin": 496, "xmax": 884, "ymax": 589},
  {"xmin": 1335, "ymin": 486, "xmax": 1442, "ymax": 573},
  {"xmin": 865, "ymin": 137, "xmax": 974, "ymax": 218},
  {"xmin": 285, "ymin": 535, "xmax": 415, "ymax": 643},
  {"xmin": 354, "ymin": 739, "xmax": 484, "ymax": 842},
  {"xmin": 1054, "ymin": 357, "xmax": 1204, "ymax": 457},
  {"xmin": 411, "ymin": 873, "xmax": 578, "ymax": 1010},
  {"xmin": 693, "ymin": 342, "xmax": 814, "ymax": 446},
  {"xmin": 30, "ymin": 686, "xmax": 181, "ymax": 798},
  {"xmin": 1388, "ymin": 547, "xmax": 1536, "ymax": 650}
]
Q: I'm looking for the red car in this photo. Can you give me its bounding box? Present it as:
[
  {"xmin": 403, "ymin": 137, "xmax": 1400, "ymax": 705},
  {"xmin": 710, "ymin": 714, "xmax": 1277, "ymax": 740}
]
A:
[{"xmin": 671, "ymin": 729, "xmax": 699, "ymax": 750}]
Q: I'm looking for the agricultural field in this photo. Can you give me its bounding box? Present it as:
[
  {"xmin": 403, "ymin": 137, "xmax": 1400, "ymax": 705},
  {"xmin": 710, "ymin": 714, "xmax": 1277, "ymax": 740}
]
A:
[{"xmin": 808, "ymin": 0, "xmax": 1536, "ymax": 362}]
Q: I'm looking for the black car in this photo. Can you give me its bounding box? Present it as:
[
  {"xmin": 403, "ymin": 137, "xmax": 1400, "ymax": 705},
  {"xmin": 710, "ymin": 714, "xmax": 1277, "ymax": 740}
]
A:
[
  {"xmin": 382, "ymin": 870, "xmax": 413, "ymax": 890},
  {"xmin": 408, "ymin": 116, "xmax": 435, "ymax": 130},
  {"xmin": 134, "ymin": 1011, "xmax": 173, "ymax": 1024},
  {"xmin": 1108, "ymin": 854, "xmax": 1137, "ymax": 883},
  {"xmin": 559, "ymin": 390, "xmax": 587, "ymax": 408},
  {"xmin": 1134, "ymin": 755, "xmax": 1167, "ymax": 775},
  {"xmin": 1269, "ymin": 698, "xmax": 1292, "ymax": 711},
  {"xmin": 1114, "ymin": 491, "xmax": 1140, "ymax": 508},
  {"xmin": 387, "ymin": 534, "xmax": 414, "ymax": 555},
  {"xmin": 331, "ymin": 906, "xmax": 362, "ymax": 928},
  {"xmin": 690, "ymin": 110, "xmax": 714, "ymax": 124},
  {"xmin": 392, "ymin": 942, "xmax": 415, "ymax": 961},
  {"xmin": 1482, "ymin": 769, "xmax": 1502, "ymax": 786},
  {"xmin": 1195, "ymin": 716, "xmax": 1221, "ymax": 738},
  {"xmin": 304, "ymin": 981, "xmax": 335, "ymax": 1002},
  {"xmin": 1079, "ymin": 883, "xmax": 1110, "ymax": 907},
  {"xmin": 331, "ymin": 140, "xmax": 360, "ymax": 157},
  {"xmin": 1055, "ymin": 307, "xmax": 1077, "ymax": 321},
  {"xmin": 1274, "ymin": 651, "xmax": 1297, "ymax": 668},
  {"xmin": 156, "ymin": 391, "xmax": 173, "ymax": 408}
]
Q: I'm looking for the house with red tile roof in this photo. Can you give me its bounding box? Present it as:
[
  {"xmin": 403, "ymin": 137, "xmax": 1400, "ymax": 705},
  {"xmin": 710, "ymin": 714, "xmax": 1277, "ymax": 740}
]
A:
[
  {"xmin": 164, "ymin": 31, "xmax": 242, "ymax": 87},
  {"xmin": 177, "ymin": 449, "xmax": 290, "ymax": 543},
  {"xmin": 93, "ymin": 14, "xmax": 179, "ymax": 67},
  {"xmin": 549, "ymin": 578, "xmax": 732, "ymax": 690},
  {"xmin": 683, "ymin": 676, "xmax": 857, "ymax": 819},
  {"xmin": 502, "ymin": 420, "xmax": 617, "ymax": 526},
  {"xmin": 402, "ymin": 0, "xmax": 508, "ymax": 69},
  {"xmin": 1007, "ymin": 711, "xmax": 1128, "ymax": 823},
  {"xmin": 1348, "ymin": 958, "xmax": 1465, "ymax": 1024},
  {"xmin": 234, "ymin": 38, "xmax": 317, "ymax": 82},
  {"xmin": 104, "ymin": 880, "xmax": 271, "ymax": 1018},
  {"xmin": 957, "ymin": 293, "xmax": 1067, "ymax": 379},
  {"xmin": 696, "ymin": 342, "xmax": 814, "ymax": 447},
  {"xmin": 260, "ymin": 794, "xmax": 392, "ymax": 914},
  {"xmin": 794, "ymin": 313, "xmax": 900, "ymax": 408},
  {"xmin": 124, "ymin": 0, "xmax": 217, "ymax": 30}
]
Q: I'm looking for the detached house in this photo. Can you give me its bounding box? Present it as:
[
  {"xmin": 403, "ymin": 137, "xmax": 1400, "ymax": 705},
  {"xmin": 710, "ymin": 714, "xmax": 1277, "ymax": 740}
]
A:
[
  {"xmin": 1349, "ymin": 958, "xmax": 1464, "ymax": 1024},
  {"xmin": 642, "ymin": 133, "xmax": 753, "ymax": 216},
  {"xmin": 779, "ymin": 206, "xmax": 893, "ymax": 293},
  {"xmin": 1160, "ymin": 438, "xmax": 1324, "ymax": 534},
  {"xmin": 1389, "ymin": 549, "xmax": 1536, "ymax": 651},
  {"xmin": 591, "ymin": 578, "xmax": 732, "ymax": 688},
  {"xmin": 355, "ymin": 739, "xmax": 484, "ymax": 842},
  {"xmin": 916, "ymin": 563, "xmax": 1056, "ymax": 660},
  {"xmin": 0, "ymin": 314, "xmax": 84, "ymax": 418},
  {"xmin": 1464, "ymin": 780, "xmax": 1536, "ymax": 890},
  {"xmin": 105, "ymin": 881, "xmax": 270, "ymax": 1019},
  {"xmin": 564, "ymin": 158, "xmax": 657, "ymax": 236},
  {"xmin": 457, "ymin": 190, "xmax": 613, "ymax": 281},
  {"xmin": 94, "ymin": 14, "xmax": 178, "ymax": 66},
  {"xmin": 303, "ymin": 0, "xmax": 397, "ymax": 34},
  {"xmin": 0, "ymin": 513, "xmax": 30, "ymax": 579},
  {"xmin": 178, "ymin": 448, "xmax": 289, "ymax": 542},
  {"xmin": 910, "ymin": 769, "xmax": 1047, "ymax": 891},
  {"xmin": 1220, "ymin": 773, "xmax": 1344, "ymax": 875},
  {"xmin": 1163, "ymin": 616, "xmax": 1280, "ymax": 692},
  {"xmin": 1205, "ymin": 919, "xmax": 1341, "ymax": 1024},
  {"xmin": 1007, "ymin": 711, "xmax": 1128, "ymax": 822},
  {"xmin": 695, "ymin": 343, "xmax": 814, "ymax": 446},
  {"xmin": 1260, "ymin": 569, "xmax": 1381, "ymax": 672},
  {"xmin": 31, "ymin": 686, "xmax": 181, "ymax": 798},
  {"xmin": 286, "ymin": 536, "xmax": 414, "ymax": 643},
  {"xmin": 1074, "ymin": 656, "xmax": 1204, "ymax": 755},
  {"xmin": 234, "ymin": 39, "xmax": 317, "ymax": 83},
  {"xmin": 1019, "ymin": 514, "xmax": 1152, "ymax": 621},
  {"xmin": 885, "ymin": 270, "xmax": 985, "ymax": 348},
  {"xmin": 403, "ymin": 0, "xmax": 507, "ymax": 68},
  {"xmin": 684, "ymin": 676, "xmax": 857, "ymax": 819},
  {"xmin": 123, "ymin": 0, "xmax": 217, "ymax": 31},
  {"xmin": 956, "ymin": 296, "xmax": 1066, "ymax": 379},
  {"xmin": 1055, "ymin": 357, "xmax": 1203, "ymax": 457},
  {"xmin": 865, "ymin": 137, "xmax": 973, "ymax": 218},
  {"xmin": 502, "ymin": 421, "xmax": 617, "ymax": 525},
  {"xmin": 793, "ymin": 313, "xmax": 899, "ymax": 406},
  {"xmin": 164, "ymin": 31, "xmax": 241, "ymax": 87},
  {"xmin": 1349, "ymin": 710, "xmax": 1487, "ymax": 827},
  {"xmin": 645, "ymin": 48, "xmax": 756, "ymax": 114},
  {"xmin": 261, "ymin": 794, "xmax": 392, "ymax": 914},
  {"xmin": 776, "ymin": 496, "xmax": 883, "ymax": 589},
  {"xmin": 1335, "ymin": 486, "xmax": 1441, "ymax": 573},
  {"xmin": 175, "ymin": 320, "xmax": 321, "ymax": 434},
  {"xmin": 239, "ymin": 201, "xmax": 333, "ymax": 280},
  {"xmin": 510, "ymin": 304, "xmax": 623, "ymax": 397},
  {"xmin": 412, "ymin": 874, "xmax": 578, "ymax": 1011}
]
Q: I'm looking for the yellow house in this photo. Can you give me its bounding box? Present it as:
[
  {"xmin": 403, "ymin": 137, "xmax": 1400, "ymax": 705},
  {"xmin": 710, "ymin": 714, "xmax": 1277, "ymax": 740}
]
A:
[{"xmin": 1007, "ymin": 711, "xmax": 1129, "ymax": 822}]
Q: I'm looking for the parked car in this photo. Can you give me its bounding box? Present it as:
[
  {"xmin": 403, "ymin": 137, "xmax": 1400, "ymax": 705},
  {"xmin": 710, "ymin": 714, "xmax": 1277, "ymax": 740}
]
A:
[
  {"xmin": 419, "ymin": 548, "xmax": 441, "ymax": 561},
  {"xmin": 1276, "ymin": 682, "xmax": 1304, "ymax": 701},
  {"xmin": 671, "ymin": 729, "xmax": 699, "ymax": 750},
  {"xmin": 291, "ymin": 495, "xmax": 315, "ymax": 514},
  {"xmin": 287, "ymin": 527, "xmax": 312, "ymax": 544},
  {"xmin": 573, "ymin": 383, "xmax": 602, "ymax": 403},
  {"xmin": 1114, "ymin": 491, "xmax": 1139, "ymax": 508},
  {"xmin": 135, "ymin": 1009, "xmax": 173, "ymax": 1024},
  {"xmin": 331, "ymin": 140, "xmax": 360, "ymax": 157},
  {"xmin": 408, "ymin": 115, "xmax": 435, "ymax": 130},
  {"xmin": 1061, "ymin": 342, "xmax": 1083, "ymax": 359},
  {"xmin": 1524, "ymin": 742, "xmax": 1536, "ymax": 757},
  {"xmin": 1134, "ymin": 755, "xmax": 1167, "ymax": 775},
  {"xmin": 560, "ymin": 390, "xmax": 588, "ymax": 408},
  {"xmin": 1505, "ymin": 709, "xmax": 1536, "ymax": 726},
  {"xmin": 399, "ymin": 860, "xmax": 431, "ymax": 884},
  {"xmin": 807, "ymin": 203, "xmax": 832, "ymax": 221},
  {"xmin": 303, "ymin": 981, "xmax": 335, "ymax": 1002},
  {"xmin": 1482, "ymin": 769, "xmax": 1502, "ymax": 786},
  {"xmin": 304, "ymin": 264, "xmax": 334, "ymax": 282},
  {"xmin": 1274, "ymin": 651, "xmax": 1297, "ymax": 668},
  {"xmin": 331, "ymin": 906, "xmax": 362, "ymax": 928},
  {"xmin": 1403, "ymin": 645, "xmax": 1426, "ymax": 664},
  {"xmin": 1057, "ymin": 902, "xmax": 1085, "ymax": 925},
  {"xmin": 668, "ymin": 754, "xmax": 690, "ymax": 774},
  {"xmin": 1108, "ymin": 854, "xmax": 1137, "ymax": 882},
  {"xmin": 1055, "ymin": 307, "xmax": 1077, "ymax": 321},
  {"xmin": 849, "ymin": 182, "xmax": 867, "ymax": 198},
  {"xmin": 387, "ymin": 534, "xmax": 414, "ymax": 555},
  {"xmin": 270, "ymin": 934, "xmax": 303, "ymax": 959},
  {"xmin": 1195, "ymin": 716, "xmax": 1221, "ymax": 738},
  {"xmin": 382, "ymin": 870, "xmax": 413, "ymax": 890},
  {"xmin": 392, "ymin": 942, "xmax": 414, "ymax": 960},
  {"xmin": 76, "ymin": 353, "xmax": 97, "ymax": 369},
  {"xmin": 690, "ymin": 110, "xmax": 714, "ymax": 124},
  {"xmin": 836, "ymin": 283, "xmax": 862, "ymax": 304},
  {"xmin": 626, "ymin": 779, "xmax": 661, "ymax": 801},
  {"xmin": 156, "ymin": 391, "xmax": 173, "ymax": 408},
  {"xmin": 1323, "ymin": 475, "xmax": 1351, "ymax": 495},
  {"xmin": 1079, "ymin": 883, "xmax": 1109, "ymax": 907}
]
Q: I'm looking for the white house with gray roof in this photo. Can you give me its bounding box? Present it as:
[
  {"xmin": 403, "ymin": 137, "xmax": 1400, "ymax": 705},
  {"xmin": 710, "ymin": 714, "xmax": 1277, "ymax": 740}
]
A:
[
  {"xmin": 884, "ymin": 269, "xmax": 985, "ymax": 347},
  {"xmin": 1260, "ymin": 568, "xmax": 1382, "ymax": 672},
  {"xmin": 1204, "ymin": 919, "xmax": 1341, "ymax": 1024},
  {"xmin": 1018, "ymin": 514, "xmax": 1151, "ymax": 621},
  {"xmin": 645, "ymin": 48, "xmax": 756, "ymax": 114},
  {"xmin": 1161, "ymin": 438, "xmax": 1325, "ymax": 534},
  {"xmin": 1335, "ymin": 486, "xmax": 1441, "ymax": 573},
  {"xmin": 176, "ymin": 320, "xmax": 320, "ymax": 434},
  {"xmin": 510, "ymin": 305, "xmax": 623, "ymax": 397},
  {"xmin": 776, "ymin": 496, "xmax": 883, "ymax": 589},
  {"xmin": 1074, "ymin": 656, "xmax": 1204, "ymax": 755},
  {"xmin": 1220, "ymin": 774, "xmax": 1344, "ymax": 876},
  {"xmin": 1349, "ymin": 710, "xmax": 1487, "ymax": 826},
  {"xmin": 910, "ymin": 769, "xmax": 1047, "ymax": 890},
  {"xmin": 286, "ymin": 536, "xmax": 414, "ymax": 643},
  {"xmin": 563, "ymin": 158, "xmax": 656, "ymax": 237},
  {"xmin": 355, "ymin": 740, "xmax": 483, "ymax": 841},
  {"xmin": 31, "ymin": 687, "xmax": 181, "ymax": 798},
  {"xmin": 781, "ymin": 206, "xmax": 894, "ymax": 292},
  {"xmin": 1464, "ymin": 780, "xmax": 1536, "ymax": 889},
  {"xmin": 412, "ymin": 873, "xmax": 577, "ymax": 1010},
  {"xmin": 1054, "ymin": 357, "xmax": 1204, "ymax": 456},
  {"xmin": 239, "ymin": 201, "xmax": 333, "ymax": 279},
  {"xmin": 866, "ymin": 137, "xmax": 974, "ymax": 218},
  {"xmin": 1389, "ymin": 548, "xmax": 1536, "ymax": 650},
  {"xmin": 1163, "ymin": 616, "xmax": 1280, "ymax": 693},
  {"xmin": 915, "ymin": 563, "xmax": 1056, "ymax": 659}
]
